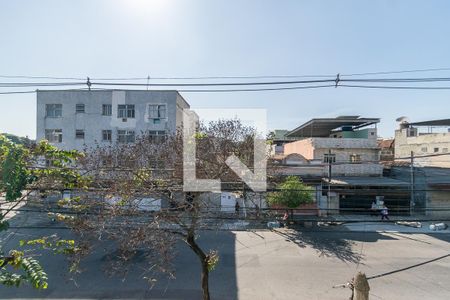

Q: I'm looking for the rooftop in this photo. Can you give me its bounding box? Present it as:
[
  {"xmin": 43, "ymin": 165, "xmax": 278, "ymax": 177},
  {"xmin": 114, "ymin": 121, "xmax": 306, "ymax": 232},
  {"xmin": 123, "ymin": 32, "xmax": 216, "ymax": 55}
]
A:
[
  {"xmin": 377, "ymin": 139, "xmax": 394, "ymax": 148},
  {"xmin": 407, "ymin": 118, "xmax": 450, "ymax": 127},
  {"xmin": 286, "ymin": 116, "xmax": 380, "ymax": 138}
]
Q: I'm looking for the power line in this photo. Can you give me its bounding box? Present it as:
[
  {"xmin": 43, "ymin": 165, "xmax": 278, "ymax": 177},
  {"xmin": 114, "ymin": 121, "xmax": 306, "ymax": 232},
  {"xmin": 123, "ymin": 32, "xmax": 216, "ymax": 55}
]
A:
[
  {"xmin": 341, "ymin": 67, "xmax": 450, "ymax": 77},
  {"xmin": 4, "ymin": 67, "xmax": 450, "ymax": 81},
  {"xmin": 366, "ymin": 254, "xmax": 450, "ymax": 280},
  {"xmin": 91, "ymin": 78, "xmax": 336, "ymax": 87},
  {"xmin": 340, "ymin": 84, "xmax": 450, "ymax": 90},
  {"xmin": 177, "ymin": 84, "xmax": 335, "ymax": 92},
  {"xmin": 0, "ymin": 90, "xmax": 36, "ymax": 95},
  {"xmin": 0, "ymin": 75, "xmax": 84, "ymax": 80},
  {"xmin": 0, "ymin": 82, "xmax": 84, "ymax": 87},
  {"xmin": 3, "ymin": 75, "xmax": 450, "ymax": 94}
]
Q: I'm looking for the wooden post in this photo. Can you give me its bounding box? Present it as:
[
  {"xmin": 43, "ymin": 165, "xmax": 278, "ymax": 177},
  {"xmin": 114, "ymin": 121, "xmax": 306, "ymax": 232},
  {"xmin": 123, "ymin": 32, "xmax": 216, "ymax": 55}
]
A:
[{"xmin": 353, "ymin": 272, "xmax": 370, "ymax": 300}]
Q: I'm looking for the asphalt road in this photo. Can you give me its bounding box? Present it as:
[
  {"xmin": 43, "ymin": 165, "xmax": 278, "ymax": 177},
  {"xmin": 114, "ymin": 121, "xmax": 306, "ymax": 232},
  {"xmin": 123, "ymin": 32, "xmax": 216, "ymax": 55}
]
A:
[{"xmin": 1, "ymin": 210, "xmax": 449, "ymax": 300}]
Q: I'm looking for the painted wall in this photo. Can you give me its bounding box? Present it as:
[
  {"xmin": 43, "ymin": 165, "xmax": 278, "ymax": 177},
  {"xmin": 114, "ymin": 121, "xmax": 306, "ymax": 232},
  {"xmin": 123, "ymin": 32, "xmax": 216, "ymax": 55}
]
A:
[
  {"xmin": 37, "ymin": 90, "xmax": 189, "ymax": 151},
  {"xmin": 395, "ymin": 128, "xmax": 450, "ymax": 167}
]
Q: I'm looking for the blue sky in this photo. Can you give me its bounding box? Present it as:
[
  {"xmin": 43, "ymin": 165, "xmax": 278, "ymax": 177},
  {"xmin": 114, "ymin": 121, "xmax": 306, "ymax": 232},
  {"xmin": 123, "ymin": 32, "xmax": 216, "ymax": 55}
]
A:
[{"xmin": 1, "ymin": 0, "xmax": 450, "ymax": 138}]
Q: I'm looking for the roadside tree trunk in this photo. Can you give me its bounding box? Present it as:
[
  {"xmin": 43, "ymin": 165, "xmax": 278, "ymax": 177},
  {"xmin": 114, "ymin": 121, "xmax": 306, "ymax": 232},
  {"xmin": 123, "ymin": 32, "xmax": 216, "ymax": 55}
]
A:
[{"xmin": 186, "ymin": 232, "xmax": 210, "ymax": 300}]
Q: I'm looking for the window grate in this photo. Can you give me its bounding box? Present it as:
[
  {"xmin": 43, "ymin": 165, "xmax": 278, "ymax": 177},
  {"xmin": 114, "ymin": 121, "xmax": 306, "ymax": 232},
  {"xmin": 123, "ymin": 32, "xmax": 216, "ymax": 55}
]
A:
[
  {"xmin": 118, "ymin": 105, "xmax": 135, "ymax": 118},
  {"xmin": 76, "ymin": 104, "xmax": 85, "ymax": 113},
  {"xmin": 75, "ymin": 129, "xmax": 85, "ymax": 139},
  {"xmin": 45, "ymin": 104, "xmax": 62, "ymax": 118},
  {"xmin": 102, "ymin": 104, "xmax": 112, "ymax": 116}
]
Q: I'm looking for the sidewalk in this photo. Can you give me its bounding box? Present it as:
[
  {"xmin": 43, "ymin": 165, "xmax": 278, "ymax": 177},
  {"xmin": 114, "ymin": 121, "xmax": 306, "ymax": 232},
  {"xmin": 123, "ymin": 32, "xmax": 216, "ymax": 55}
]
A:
[{"xmin": 342, "ymin": 220, "xmax": 450, "ymax": 234}]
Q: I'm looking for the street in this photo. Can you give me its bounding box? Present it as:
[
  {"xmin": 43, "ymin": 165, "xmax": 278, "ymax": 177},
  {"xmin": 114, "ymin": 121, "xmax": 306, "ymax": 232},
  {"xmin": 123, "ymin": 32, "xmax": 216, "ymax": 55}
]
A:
[{"xmin": 1, "ymin": 209, "xmax": 449, "ymax": 299}]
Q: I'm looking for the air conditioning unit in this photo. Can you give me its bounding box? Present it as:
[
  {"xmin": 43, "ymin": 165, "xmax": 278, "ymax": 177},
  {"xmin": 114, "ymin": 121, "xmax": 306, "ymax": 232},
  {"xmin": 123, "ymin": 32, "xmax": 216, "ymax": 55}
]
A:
[{"xmin": 122, "ymin": 118, "xmax": 127, "ymax": 122}]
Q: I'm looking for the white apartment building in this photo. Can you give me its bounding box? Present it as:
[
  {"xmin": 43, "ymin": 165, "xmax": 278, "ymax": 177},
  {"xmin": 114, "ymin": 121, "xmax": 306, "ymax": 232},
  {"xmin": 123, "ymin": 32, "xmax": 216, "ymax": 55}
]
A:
[{"xmin": 36, "ymin": 90, "xmax": 190, "ymax": 151}]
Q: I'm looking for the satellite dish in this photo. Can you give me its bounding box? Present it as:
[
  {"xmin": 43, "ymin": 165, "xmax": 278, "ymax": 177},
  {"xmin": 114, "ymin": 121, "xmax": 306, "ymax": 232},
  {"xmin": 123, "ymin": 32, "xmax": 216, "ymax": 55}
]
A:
[{"xmin": 396, "ymin": 116, "xmax": 409, "ymax": 123}]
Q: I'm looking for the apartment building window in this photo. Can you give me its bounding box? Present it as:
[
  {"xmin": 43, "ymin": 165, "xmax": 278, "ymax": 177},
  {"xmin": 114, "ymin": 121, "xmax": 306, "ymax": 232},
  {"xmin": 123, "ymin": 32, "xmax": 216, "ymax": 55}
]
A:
[
  {"xmin": 45, "ymin": 129, "xmax": 62, "ymax": 143},
  {"xmin": 117, "ymin": 130, "xmax": 135, "ymax": 143},
  {"xmin": 45, "ymin": 104, "xmax": 62, "ymax": 118},
  {"xmin": 434, "ymin": 147, "xmax": 439, "ymax": 153},
  {"xmin": 118, "ymin": 105, "xmax": 135, "ymax": 118},
  {"xmin": 323, "ymin": 153, "xmax": 336, "ymax": 163},
  {"xmin": 102, "ymin": 130, "xmax": 112, "ymax": 141},
  {"xmin": 421, "ymin": 147, "xmax": 428, "ymax": 153},
  {"xmin": 349, "ymin": 154, "xmax": 361, "ymax": 163},
  {"xmin": 148, "ymin": 104, "xmax": 166, "ymax": 123},
  {"xmin": 102, "ymin": 104, "xmax": 112, "ymax": 116},
  {"xmin": 76, "ymin": 104, "xmax": 85, "ymax": 113},
  {"xmin": 443, "ymin": 148, "xmax": 448, "ymax": 153},
  {"xmin": 75, "ymin": 129, "xmax": 85, "ymax": 139},
  {"xmin": 148, "ymin": 130, "xmax": 167, "ymax": 143}
]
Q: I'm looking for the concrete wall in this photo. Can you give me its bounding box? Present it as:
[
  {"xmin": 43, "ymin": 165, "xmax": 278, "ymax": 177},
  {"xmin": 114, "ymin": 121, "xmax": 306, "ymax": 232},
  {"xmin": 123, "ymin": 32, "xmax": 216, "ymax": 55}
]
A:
[
  {"xmin": 330, "ymin": 128, "xmax": 377, "ymax": 139},
  {"xmin": 395, "ymin": 128, "xmax": 450, "ymax": 167},
  {"xmin": 284, "ymin": 139, "xmax": 315, "ymax": 159},
  {"xmin": 312, "ymin": 137, "xmax": 378, "ymax": 149},
  {"xmin": 314, "ymin": 147, "xmax": 379, "ymax": 163},
  {"xmin": 283, "ymin": 137, "xmax": 382, "ymax": 176},
  {"xmin": 426, "ymin": 190, "xmax": 450, "ymax": 218},
  {"xmin": 37, "ymin": 90, "xmax": 188, "ymax": 151},
  {"xmin": 330, "ymin": 163, "xmax": 383, "ymax": 176}
]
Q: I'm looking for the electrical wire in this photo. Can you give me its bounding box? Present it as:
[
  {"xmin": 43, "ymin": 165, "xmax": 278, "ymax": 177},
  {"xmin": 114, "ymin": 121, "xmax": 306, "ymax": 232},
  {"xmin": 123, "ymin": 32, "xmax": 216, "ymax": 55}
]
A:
[
  {"xmin": 341, "ymin": 67, "xmax": 450, "ymax": 77},
  {"xmin": 0, "ymin": 90, "xmax": 36, "ymax": 95},
  {"xmin": 4, "ymin": 67, "xmax": 450, "ymax": 81},
  {"xmin": 3, "ymin": 72, "xmax": 450, "ymax": 93},
  {"xmin": 0, "ymin": 75, "xmax": 85, "ymax": 80},
  {"xmin": 177, "ymin": 84, "xmax": 335, "ymax": 92},
  {"xmin": 340, "ymin": 84, "xmax": 450, "ymax": 90}
]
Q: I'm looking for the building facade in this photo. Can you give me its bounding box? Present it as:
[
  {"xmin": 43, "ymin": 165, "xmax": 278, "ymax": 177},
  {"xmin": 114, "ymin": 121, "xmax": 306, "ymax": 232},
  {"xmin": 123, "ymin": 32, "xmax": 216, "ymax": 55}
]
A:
[
  {"xmin": 270, "ymin": 117, "xmax": 413, "ymax": 215},
  {"xmin": 395, "ymin": 119, "xmax": 450, "ymax": 167},
  {"xmin": 36, "ymin": 90, "xmax": 190, "ymax": 151},
  {"xmin": 282, "ymin": 116, "xmax": 383, "ymax": 177}
]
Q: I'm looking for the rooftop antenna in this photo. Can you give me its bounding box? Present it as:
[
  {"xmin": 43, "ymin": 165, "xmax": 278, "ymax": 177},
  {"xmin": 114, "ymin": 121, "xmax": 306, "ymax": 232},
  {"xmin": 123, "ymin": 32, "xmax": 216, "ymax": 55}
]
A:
[
  {"xmin": 396, "ymin": 116, "xmax": 410, "ymax": 129},
  {"xmin": 146, "ymin": 75, "xmax": 150, "ymax": 90},
  {"xmin": 395, "ymin": 116, "xmax": 409, "ymax": 124}
]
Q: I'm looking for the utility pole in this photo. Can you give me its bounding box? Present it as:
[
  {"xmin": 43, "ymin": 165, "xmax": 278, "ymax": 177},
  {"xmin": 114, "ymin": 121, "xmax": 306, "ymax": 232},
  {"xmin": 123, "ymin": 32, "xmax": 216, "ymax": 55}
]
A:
[
  {"xmin": 328, "ymin": 149, "xmax": 332, "ymax": 214},
  {"xmin": 410, "ymin": 151, "xmax": 415, "ymax": 216}
]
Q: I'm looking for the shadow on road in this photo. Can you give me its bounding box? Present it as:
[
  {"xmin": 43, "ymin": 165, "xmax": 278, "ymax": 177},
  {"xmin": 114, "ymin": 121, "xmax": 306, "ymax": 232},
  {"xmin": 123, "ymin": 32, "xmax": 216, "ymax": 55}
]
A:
[
  {"xmin": 0, "ymin": 209, "xmax": 239, "ymax": 300},
  {"xmin": 271, "ymin": 225, "xmax": 399, "ymax": 264}
]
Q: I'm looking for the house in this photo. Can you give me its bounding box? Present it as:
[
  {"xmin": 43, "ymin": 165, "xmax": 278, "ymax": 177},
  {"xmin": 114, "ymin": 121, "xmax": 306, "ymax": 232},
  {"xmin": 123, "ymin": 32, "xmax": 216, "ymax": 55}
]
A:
[
  {"xmin": 283, "ymin": 116, "xmax": 383, "ymax": 177},
  {"xmin": 272, "ymin": 116, "xmax": 410, "ymax": 215},
  {"xmin": 36, "ymin": 90, "xmax": 190, "ymax": 151},
  {"xmin": 378, "ymin": 139, "xmax": 395, "ymax": 161},
  {"xmin": 395, "ymin": 118, "xmax": 450, "ymax": 167}
]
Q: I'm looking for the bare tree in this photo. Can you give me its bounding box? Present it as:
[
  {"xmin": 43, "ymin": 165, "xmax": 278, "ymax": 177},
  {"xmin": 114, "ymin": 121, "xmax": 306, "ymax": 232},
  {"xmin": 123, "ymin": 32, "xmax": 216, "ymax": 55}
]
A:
[{"xmin": 61, "ymin": 118, "xmax": 265, "ymax": 300}]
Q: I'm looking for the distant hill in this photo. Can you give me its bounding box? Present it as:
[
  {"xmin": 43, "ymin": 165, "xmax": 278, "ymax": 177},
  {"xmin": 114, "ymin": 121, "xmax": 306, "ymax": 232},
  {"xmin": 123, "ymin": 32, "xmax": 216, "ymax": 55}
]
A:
[{"xmin": 0, "ymin": 133, "xmax": 34, "ymax": 146}]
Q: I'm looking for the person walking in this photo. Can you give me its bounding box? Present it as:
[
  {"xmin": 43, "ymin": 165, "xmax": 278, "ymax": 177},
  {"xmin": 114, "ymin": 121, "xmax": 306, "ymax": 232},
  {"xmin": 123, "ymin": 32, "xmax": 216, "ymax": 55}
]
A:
[
  {"xmin": 381, "ymin": 205, "xmax": 389, "ymax": 221},
  {"xmin": 282, "ymin": 210, "xmax": 289, "ymax": 227},
  {"xmin": 235, "ymin": 200, "xmax": 240, "ymax": 215}
]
